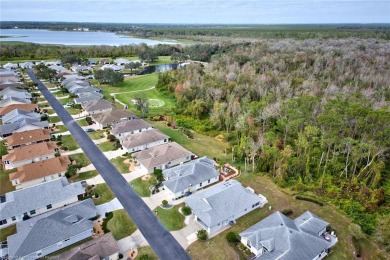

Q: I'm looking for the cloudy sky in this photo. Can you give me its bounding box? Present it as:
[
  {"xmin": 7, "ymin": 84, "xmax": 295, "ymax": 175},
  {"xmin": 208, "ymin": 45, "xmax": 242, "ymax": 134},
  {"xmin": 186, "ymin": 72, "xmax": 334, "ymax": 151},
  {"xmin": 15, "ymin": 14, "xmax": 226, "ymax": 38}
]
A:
[{"xmin": 0, "ymin": 0, "xmax": 389, "ymax": 24}]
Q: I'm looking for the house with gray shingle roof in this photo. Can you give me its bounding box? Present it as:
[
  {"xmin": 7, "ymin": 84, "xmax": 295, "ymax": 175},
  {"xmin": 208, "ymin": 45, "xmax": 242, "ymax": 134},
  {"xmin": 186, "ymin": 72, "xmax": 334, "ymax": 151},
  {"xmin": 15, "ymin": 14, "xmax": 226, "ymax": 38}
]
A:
[
  {"xmin": 82, "ymin": 99, "xmax": 113, "ymax": 115},
  {"xmin": 2, "ymin": 109, "xmax": 41, "ymax": 125},
  {"xmin": 75, "ymin": 92, "xmax": 103, "ymax": 104},
  {"xmin": 185, "ymin": 180, "xmax": 267, "ymax": 234},
  {"xmin": 56, "ymin": 233, "xmax": 120, "ymax": 260},
  {"xmin": 0, "ymin": 119, "xmax": 49, "ymax": 138},
  {"xmin": 111, "ymin": 119, "xmax": 153, "ymax": 138},
  {"xmin": 239, "ymin": 211, "xmax": 338, "ymax": 260},
  {"xmin": 7, "ymin": 199, "xmax": 96, "ymax": 260},
  {"xmin": 163, "ymin": 156, "xmax": 219, "ymax": 199},
  {"xmin": 133, "ymin": 142, "xmax": 194, "ymax": 173},
  {"xmin": 91, "ymin": 109, "xmax": 136, "ymax": 129},
  {"xmin": 0, "ymin": 178, "xmax": 85, "ymax": 230},
  {"xmin": 121, "ymin": 129, "xmax": 170, "ymax": 153},
  {"xmin": 0, "ymin": 87, "xmax": 31, "ymax": 100},
  {"xmin": 0, "ymin": 97, "xmax": 31, "ymax": 108}
]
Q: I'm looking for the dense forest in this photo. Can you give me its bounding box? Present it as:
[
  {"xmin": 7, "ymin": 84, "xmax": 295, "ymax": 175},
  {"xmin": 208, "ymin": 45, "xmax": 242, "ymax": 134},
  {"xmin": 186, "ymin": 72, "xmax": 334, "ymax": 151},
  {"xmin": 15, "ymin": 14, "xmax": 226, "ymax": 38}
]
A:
[{"xmin": 157, "ymin": 38, "xmax": 390, "ymax": 252}]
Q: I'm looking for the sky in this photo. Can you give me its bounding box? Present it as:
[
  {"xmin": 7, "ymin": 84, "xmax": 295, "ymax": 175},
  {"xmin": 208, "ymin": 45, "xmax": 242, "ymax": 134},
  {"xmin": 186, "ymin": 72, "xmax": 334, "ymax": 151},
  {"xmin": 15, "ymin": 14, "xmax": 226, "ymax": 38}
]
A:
[{"xmin": 0, "ymin": 0, "xmax": 389, "ymax": 24}]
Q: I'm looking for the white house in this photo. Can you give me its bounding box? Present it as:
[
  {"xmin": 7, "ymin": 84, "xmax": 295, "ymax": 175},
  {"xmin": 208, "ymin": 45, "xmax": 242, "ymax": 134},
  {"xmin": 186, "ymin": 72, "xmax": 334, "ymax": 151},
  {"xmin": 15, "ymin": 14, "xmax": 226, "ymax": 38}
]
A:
[
  {"xmin": 163, "ymin": 156, "xmax": 220, "ymax": 199},
  {"xmin": 0, "ymin": 178, "xmax": 85, "ymax": 229},
  {"xmin": 7, "ymin": 199, "xmax": 96, "ymax": 260},
  {"xmin": 82, "ymin": 99, "xmax": 113, "ymax": 115},
  {"xmin": 91, "ymin": 109, "xmax": 136, "ymax": 129},
  {"xmin": 110, "ymin": 119, "xmax": 153, "ymax": 139},
  {"xmin": 185, "ymin": 180, "xmax": 268, "ymax": 234},
  {"xmin": 239, "ymin": 211, "xmax": 338, "ymax": 260},
  {"xmin": 121, "ymin": 129, "xmax": 170, "ymax": 153}
]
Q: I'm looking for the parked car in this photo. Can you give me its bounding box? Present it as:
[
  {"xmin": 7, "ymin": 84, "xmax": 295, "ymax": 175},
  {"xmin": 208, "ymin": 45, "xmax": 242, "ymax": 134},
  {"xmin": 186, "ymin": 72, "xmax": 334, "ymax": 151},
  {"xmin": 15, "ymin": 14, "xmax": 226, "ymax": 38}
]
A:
[{"xmin": 85, "ymin": 128, "xmax": 95, "ymax": 132}]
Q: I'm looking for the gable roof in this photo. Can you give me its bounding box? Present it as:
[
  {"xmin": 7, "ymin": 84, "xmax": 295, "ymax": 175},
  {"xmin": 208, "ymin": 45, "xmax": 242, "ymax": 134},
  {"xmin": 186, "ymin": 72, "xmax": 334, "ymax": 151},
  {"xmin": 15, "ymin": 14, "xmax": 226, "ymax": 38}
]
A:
[
  {"xmin": 111, "ymin": 119, "xmax": 152, "ymax": 135},
  {"xmin": 184, "ymin": 180, "xmax": 265, "ymax": 227},
  {"xmin": 81, "ymin": 99, "xmax": 113, "ymax": 113},
  {"xmin": 57, "ymin": 233, "xmax": 119, "ymax": 260},
  {"xmin": 9, "ymin": 156, "xmax": 70, "ymax": 184},
  {"xmin": 2, "ymin": 109, "xmax": 41, "ymax": 124},
  {"xmin": 75, "ymin": 94, "xmax": 102, "ymax": 104},
  {"xmin": 6, "ymin": 128, "xmax": 51, "ymax": 147},
  {"xmin": 7, "ymin": 199, "xmax": 96, "ymax": 260},
  {"xmin": 0, "ymin": 97, "xmax": 31, "ymax": 107},
  {"xmin": 2, "ymin": 141, "xmax": 57, "ymax": 163},
  {"xmin": 91, "ymin": 109, "xmax": 135, "ymax": 125},
  {"xmin": 0, "ymin": 104, "xmax": 37, "ymax": 117},
  {"xmin": 122, "ymin": 129, "xmax": 169, "ymax": 149},
  {"xmin": 294, "ymin": 211, "xmax": 329, "ymax": 235},
  {"xmin": 133, "ymin": 142, "xmax": 193, "ymax": 169},
  {"xmin": 239, "ymin": 211, "xmax": 331, "ymax": 260},
  {"xmin": 0, "ymin": 177, "xmax": 85, "ymax": 221},
  {"xmin": 163, "ymin": 156, "xmax": 219, "ymax": 193}
]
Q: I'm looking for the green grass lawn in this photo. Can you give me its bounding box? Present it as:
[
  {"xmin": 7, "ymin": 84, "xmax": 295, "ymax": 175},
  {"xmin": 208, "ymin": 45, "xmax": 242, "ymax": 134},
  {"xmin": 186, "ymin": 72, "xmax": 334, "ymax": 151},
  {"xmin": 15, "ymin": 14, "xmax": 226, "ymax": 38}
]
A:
[
  {"xmin": 149, "ymin": 56, "xmax": 173, "ymax": 65},
  {"xmin": 0, "ymin": 165, "xmax": 15, "ymax": 194},
  {"xmin": 0, "ymin": 225, "xmax": 16, "ymax": 241},
  {"xmin": 153, "ymin": 203, "xmax": 185, "ymax": 231},
  {"xmin": 110, "ymin": 156, "xmax": 130, "ymax": 174},
  {"xmin": 93, "ymin": 184, "xmax": 115, "ymax": 205},
  {"xmin": 48, "ymin": 116, "xmax": 61, "ymax": 124},
  {"xmin": 60, "ymin": 135, "xmax": 80, "ymax": 151},
  {"xmin": 135, "ymin": 246, "xmax": 158, "ymax": 260},
  {"xmin": 98, "ymin": 73, "xmax": 158, "ymax": 95},
  {"xmin": 59, "ymin": 97, "xmax": 72, "ymax": 105},
  {"xmin": 98, "ymin": 141, "xmax": 117, "ymax": 152},
  {"xmin": 87, "ymin": 130, "xmax": 106, "ymax": 140},
  {"xmin": 77, "ymin": 119, "xmax": 89, "ymax": 127},
  {"xmin": 66, "ymin": 107, "xmax": 82, "ymax": 115},
  {"xmin": 51, "ymin": 125, "xmax": 68, "ymax": 133},
  {"xmin": 150, "ymin": 121, "xmax": 228, "ymax": 160},
  {"xmin": 129, "ymin": 177, "xmax": 157, "ymax": 197},
  {"xmin": 69, "ymin": 153, "xmax": 91, "ymax": 167},
  {"xmin": 106, "ymin": 209, "xmax": 137, "ymax": 240},
  {"xmin": 1, "ymin": 140, "xmax": 7, "ymax": 157},
  {"xmin": 70, "ymin": 170, "xmax": 98, "ymax": 182}
]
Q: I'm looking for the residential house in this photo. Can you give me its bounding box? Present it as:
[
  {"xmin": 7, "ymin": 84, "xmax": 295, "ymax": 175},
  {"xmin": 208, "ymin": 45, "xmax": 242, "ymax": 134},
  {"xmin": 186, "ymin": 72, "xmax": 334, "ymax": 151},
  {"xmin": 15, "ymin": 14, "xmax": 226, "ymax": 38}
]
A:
[
  {"xmin": 0, "ymin": 177, "xmax": 85, "ymax": 229},
  {"xmin": 0, "ymin": 76, "xmax": 20, "ymax": 85},
  {"xmin": 75, "ymin": 92, "xmax": 103, "ymax": 104},
  {"xmin": 239, "ymin": 211, "xmax": 338, "ymax": 260},
  {"xmin": 0, "ymin": 97, "xmax": 31, "ymax": 108},
  {"xmin": 0, "ymin": 87, "xmax": 32, "ymax": 100},
  {"xmin": 7, "ymin": 199, "xmax": 97, "ymax": 260},
  {"xmin": 2, "ymin": 63, "xmax": 18, "ymax": 70},
  {"xmin": 133, "ymin": 142, "xmax": 194, "ymax": 173},
  {"xmin": 48, "ymin": 65, "xmax": 69, "ymax": 73},
  {"xmin": 111, "ymin": 119, "xmax": 153, "ymax": 138},
  {"xmin": 6, "ymin": 128, "xmax": 51, "ymax": 150},
  {"xmin": 101, "ymin": 64, "xmax": 124, "ymax": 71},
  {"xmin": 88, "ymin": 58, "xmax": 97, "ymax": 66},
  {"xmin": 100, "ymin": 58, "xmax": 111, "ymax": 65},
  {"xmin": 9, "ymin": 156, "xmax": 70, "ymax": 189},
  {"xmin": 0, "ymin": 119, "xmax": 49, "ymax": 138},
  {"xmin": 56, "ymin": 233, "xmax": 120, "ymax": 260},
  {"xmin": 163, "ymin": 156, "xmax": 219, "ymax": 200},
  {"xmin": 121, "ymin": 129, "xmax": 170, "ymax": 153},
  {"xmin": 64, "ymin": 80, "xmax": 90, "ymax": 89},
  {"xmin": 0, "ymin": 82, "xmax": 27, "ymax": 90},
  {"xmin": 2, "ymin": 109, "xmax": 41, "ymax": 124},
  {"xmin": 82, "ymin": 99, "xmax": 113, "ymax": 115},
  {"xmin": 185, "ymin": 180, "xmax": 268, "ymax": 234},
  {"xmin": 114, "ymin": 58, "xmax": 131, "ymax": 65},
  {"xmin": 0, "ymin": 70, "xmax": 17, "ymax": 78},
  {"xmin": 2, "ymin": 141, "xmax": 58, "ymax": 170},
  {"xmin": 91, "ymin": 109, "xmax": 136, "ymax": 129},
  {"xmin": 44, "ymin": 60, "xmax": 62, "ymax": 66},
  {"xmin": 19, "ymin": 62, "xmax": 34, "ymax": 69},
  {"xmin": 71, "ymin": 65, "xmax": 92, "ymax": 73},
  {"xmin": 0, "ymin": 103, "xmax": 37, "ymax": 118}
]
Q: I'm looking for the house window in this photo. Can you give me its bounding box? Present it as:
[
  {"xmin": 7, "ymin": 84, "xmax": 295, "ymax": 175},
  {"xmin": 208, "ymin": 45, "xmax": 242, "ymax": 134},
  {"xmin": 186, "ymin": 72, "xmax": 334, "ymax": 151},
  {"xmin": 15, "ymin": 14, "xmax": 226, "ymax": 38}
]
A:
[
  {"xmin": 0, "ymin": 219, "xmax": 7, "ymax": 225},
  {"xmin": 200, "ymin": 182, "xmax": 202, "ymax": 187},
  {"xmin": 46, "ymin": 204, "xmax": 52, "ymax": 209},
  {"xmin": 11, "ymin": 216, "xmax": 16, "ymax": 221},
  {"xmin": 30, "ymin": 210, "xmax": 36, "ymax": 215},
  {"xmin": 208, "ymin": 179, "xmax": 211, "ymax": 184},
  {"xmin": 37, "ymin": 251, "xmax": 42, "ymax": 257},
  {"xmin": 64, "ymin": 238, "xmax": 70, "ymax": 242},
  {"xmin": 58, "ymin": 173, "xmax": 62, "ymax": 177},
  {"xmin": 4, "ymin": 160, "xmax": 9, "ymax": 165}
]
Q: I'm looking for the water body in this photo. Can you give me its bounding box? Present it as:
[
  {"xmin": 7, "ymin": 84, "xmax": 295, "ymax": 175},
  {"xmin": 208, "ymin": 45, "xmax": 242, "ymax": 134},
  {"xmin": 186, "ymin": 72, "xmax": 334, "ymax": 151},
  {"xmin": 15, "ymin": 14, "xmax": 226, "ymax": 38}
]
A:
[
  {"xmin": 138, "ymin": 63, "xmax": 189, "ymax": 75},
  {"xmin": 0, "ymin": 29, "xmax": 177, "ymax": 46}
]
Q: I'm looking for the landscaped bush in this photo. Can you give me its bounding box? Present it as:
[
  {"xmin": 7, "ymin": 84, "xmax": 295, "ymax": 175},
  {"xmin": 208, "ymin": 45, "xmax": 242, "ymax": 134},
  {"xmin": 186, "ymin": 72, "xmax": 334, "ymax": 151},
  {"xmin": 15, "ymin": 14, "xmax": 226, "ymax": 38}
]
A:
[
  {"xmin": 226, "ymin": 232, "xmax": 239, "ymax": 243},
  {"xmin": 181, "ymin": 206, "xmax": 192, "ymax": 216},
  {"xmin": 197, "ymin": 229, "xmax": 208, "ymax": 241},
  {"xmin": 179, "ymin": 127, "xmax": 194, "ymax": 139},
  {"xmin": 107, "ymin": 134, "xmax": 116, "ymax": 142},
  {"xmin": 162, "ymin": 200, "xmax": 168, "ymax": 206},
  {"xmin": 295, "ymin": 195, "xmax": 324, "ymax": 206},
  {"xmin": 102, "ymin": 211, "xmax": 114, "ymax": 234},
  {"xmin": 86, "ymin": 116, "xmax": 93, "ymax": 125},
  {"xmin": 352, "ymin": 236, "xmax": 362, "ymax": 257},
  {"xmin": 281, "ymin": 209, "xmax": 293, "ymax": 216},
  {"xmin": 89, "ymin": 214, "xmax": 101, "ymax": 221}
]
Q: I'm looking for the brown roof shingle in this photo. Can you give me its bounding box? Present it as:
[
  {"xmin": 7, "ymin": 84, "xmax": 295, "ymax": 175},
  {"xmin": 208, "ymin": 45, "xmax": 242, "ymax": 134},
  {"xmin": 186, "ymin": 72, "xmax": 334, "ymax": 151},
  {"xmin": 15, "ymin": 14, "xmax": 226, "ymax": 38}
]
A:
[
  {"xmin": 0, "ymin": 104, "xmax": 37, "ymax": 117},
  {"xmin": 3, "ymin": 142, "xmax": 58, "ymax": 163},
  {"xmin": 91, "ymin": 109, "xmax": 135, "ymax": 125},
  {"xmin": 9, "ymin": 156, "xmax": 70, "ymax": 183},
  {"xmin": 6, "ymin": 128, "xmax": 51, "ymax": 147}
]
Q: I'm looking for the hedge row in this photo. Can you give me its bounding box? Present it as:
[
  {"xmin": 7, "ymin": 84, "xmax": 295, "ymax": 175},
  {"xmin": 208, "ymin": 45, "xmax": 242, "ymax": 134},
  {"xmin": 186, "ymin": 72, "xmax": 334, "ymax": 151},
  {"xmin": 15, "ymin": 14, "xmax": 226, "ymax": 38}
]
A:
[
  {"xmin": 102, "ymin": 211, "xmax": 114, "ymax": 233},
  {"xmin": 295, "ymin": 196, "xmax": 324, "ymax": 206}
]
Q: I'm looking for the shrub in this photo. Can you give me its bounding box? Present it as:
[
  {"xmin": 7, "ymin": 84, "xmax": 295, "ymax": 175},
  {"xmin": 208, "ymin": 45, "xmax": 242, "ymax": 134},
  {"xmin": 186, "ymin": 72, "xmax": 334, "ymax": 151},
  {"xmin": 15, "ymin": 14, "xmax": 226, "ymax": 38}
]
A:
[
  {"xmin": 162, "ymin": 200, "xmax": 168, "ymax": 206},
  {"xmin": 118, "ymin": 253, "xmax": 123, "ymax": 259},
  {"xmin": 139, "ymin": 254, "xmax": 153, "ymax": 260},
  {"xmin": 197, "ymin": 229, "xmax": 208, "ymax": 241},
  {"xmin": 94, "ymin": 193, "xmax": 99, "ymax": 198},
  {"xmin": 352, "ymin": 236, "xmax": 362, "ymax": 257},
  {"xmin": 238, "ymin": 243, "xmax": 246, "ymax": 250},
  {"xmin": 102, "ymin": 211, "xmax": 114, "ymax": 233},
  {"xmin": 107, "ymin": 134, "xmax": 116, "ymax": 142},
  {"xmin": 295, "ymin": 195, "xmax": 324, "ymax": 206},
  {"xmin": 182, "ymin": 206, "xmax": 192, "ymax": 216},
  {"xmin": 226, "ymin": 232, "xmax": 239, "ymax": 243},
  {"xmin": 153, "ymin": 169, "xmax": 164, "ymax": 183},
  {"xmin": 281, "ymin": 209, "xmax": 293, "ymax": 216}
]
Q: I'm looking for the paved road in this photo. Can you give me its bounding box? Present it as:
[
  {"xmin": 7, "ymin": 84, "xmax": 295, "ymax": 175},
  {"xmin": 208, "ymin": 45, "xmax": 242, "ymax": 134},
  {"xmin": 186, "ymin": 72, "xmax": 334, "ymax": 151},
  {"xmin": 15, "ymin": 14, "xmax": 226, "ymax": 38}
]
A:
[{"xmin": 28, "ymin": 70, "xmax": 190, "ymax": 260}]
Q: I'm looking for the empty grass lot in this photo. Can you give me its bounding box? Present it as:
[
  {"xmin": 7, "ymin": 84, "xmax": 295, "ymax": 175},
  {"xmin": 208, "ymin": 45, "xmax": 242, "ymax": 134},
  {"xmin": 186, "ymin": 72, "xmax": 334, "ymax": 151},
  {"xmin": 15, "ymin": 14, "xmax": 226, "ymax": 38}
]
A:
[
  {"xmin": 93, "ymin": 183, "xmax": 115, "ymax": 205},
  {"xmin": 69, "ymin": 153, "xmax": 91, "ymax": 167},
  {"xmin": 70, "ymin": 170, "xmax": 98, "ymax": 182},
  {"xmin": 106, "ymin": 209, "xmax": 137, "ymax": 240},
  {"xmin": 154, "ymin": 203, "xmax": 185, "ymax": 231},
  {"xmin": 110, "ymin": 156, "xmax": 130, "ymax": 174},
  {"xmin": 60, "ymin": 135, "xmax": 80, "ymax": 151},
  {"xmin": 129, "ymin": 177, "xmax": 157, "ymax": 197},
  {"xmin": 98, "ymin": 141, "xmax": 118, "ymax": 152},
  {"xmin": 98, "ymin": 73, "xmax": 158, "ymax": 95}
]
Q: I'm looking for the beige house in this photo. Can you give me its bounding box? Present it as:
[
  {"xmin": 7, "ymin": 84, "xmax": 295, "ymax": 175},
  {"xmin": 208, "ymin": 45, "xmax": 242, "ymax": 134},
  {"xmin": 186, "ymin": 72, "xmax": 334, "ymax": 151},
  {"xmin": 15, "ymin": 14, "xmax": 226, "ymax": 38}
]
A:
[
  {"xmin": 2, "ymin": 142, "xmax": 59, "ymax": 170},
  {"xmin": 82, "ymin": 99, "xmax": 113, "ymax": 115},
  {"xmin": 121, "ymin": 129, "xmax": 170, "ymax": 153},
  {"xmin": 9, "ymin": 156, "xmax": 70, "ymax": 189},
  {"xmin": 91, "ymin": 109, "xmax": 136, "ymax": 129},
  {"xmin": 6, "ymin": 128, "xmax": 51, "ymax": 150}
]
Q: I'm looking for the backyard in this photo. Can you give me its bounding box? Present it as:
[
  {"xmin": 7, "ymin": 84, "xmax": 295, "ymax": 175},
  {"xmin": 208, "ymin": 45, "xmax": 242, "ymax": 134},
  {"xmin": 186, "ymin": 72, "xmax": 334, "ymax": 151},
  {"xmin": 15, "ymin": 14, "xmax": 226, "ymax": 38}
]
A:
[{"xmin": 106, "ymin": 209, "xmax": 137, "ymax": 240}]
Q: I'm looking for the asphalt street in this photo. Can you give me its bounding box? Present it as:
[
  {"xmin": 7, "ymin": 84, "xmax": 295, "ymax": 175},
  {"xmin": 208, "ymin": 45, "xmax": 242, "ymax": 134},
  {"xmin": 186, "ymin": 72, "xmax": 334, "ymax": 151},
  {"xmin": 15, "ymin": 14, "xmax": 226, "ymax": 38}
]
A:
[{"xmin": 28, "ymin": 70, "xmax": 190, "ymax": 260}]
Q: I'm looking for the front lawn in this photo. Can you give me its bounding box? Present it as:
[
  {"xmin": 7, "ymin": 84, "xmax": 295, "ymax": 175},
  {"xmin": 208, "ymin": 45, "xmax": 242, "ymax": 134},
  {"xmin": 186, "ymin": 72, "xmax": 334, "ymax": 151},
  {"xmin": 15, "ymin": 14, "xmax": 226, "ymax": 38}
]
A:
[
  {"xmin": 110, "ymin": 156, "xmax": 130, "ymax": 174},
  {"xmin": 129, "ymin": 177, "xmax": 157, "ymax": 197},
  {"xmin": 93, "ymin": 184, "xmax": 115, "ymax": 205},
  {"xmin": 51, "ymin": 125, "xmax": 68, "ymax": 133},
  {"xmin": 60, "ymin": 135, "xmax": 80, "ymax": 151},
  {"xmin": 153, "ymin": 203, "xmax": 185, "ymax": 231},
  {"xmin": 1, "ymin": 140, "xmax": 7, "ymax": 157},
  {"xmin": 88, "ymin": 130, "xmax": 106, "ymax": 140},
  {"xmin": 70, "ymin": 170, "xmax": 98, "ymax": 182},
  {"xmin": 0, "ymin": 225, "xmax": 16, "ymax": 241},
  {"xmin": 77, "ymin": 119, "xmax": 89, "ymax": 127},
  {"xmin": 59, "ymin": 97, "xmax": 72, "ymax": 105},
  {"xmin": 106, "ymin": 209, "xmax": 137, "ymax": 240},
  {"xmin": 48, "ymin": 116, "xmax": 61, "ymax": 124},
  {"xmin": 135, "ymin": 246, "xmax": 158, "ymax": 260},
  {"xmin": 66, "ymin": 107, "xmax": 82, "ymax": 115},
  {"xmin": 98, "ymin": 141, "xmax": 118, "ymax": 152},
  {"xmin": 69, "ymin": 153, "xmax": 91, "ymax": 167}
]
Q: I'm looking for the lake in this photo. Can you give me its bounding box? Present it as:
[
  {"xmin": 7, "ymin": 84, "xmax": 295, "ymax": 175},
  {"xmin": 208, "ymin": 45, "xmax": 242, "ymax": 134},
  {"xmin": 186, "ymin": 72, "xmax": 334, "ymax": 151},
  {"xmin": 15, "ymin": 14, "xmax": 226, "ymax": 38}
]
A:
[{"xmin": 0, "ymin": 29, "xmax": 177, "ymax": 46}]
